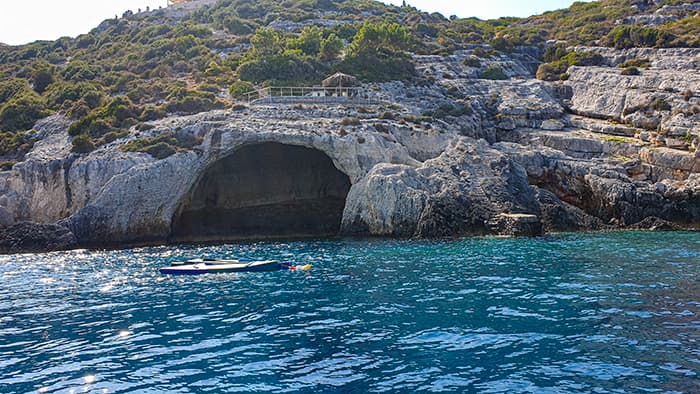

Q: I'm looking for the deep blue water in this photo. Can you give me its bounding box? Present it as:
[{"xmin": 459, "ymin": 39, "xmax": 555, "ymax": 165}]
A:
[{"xmin": 0, "ymin": 232, "xmax": 699, "ymax": 393}]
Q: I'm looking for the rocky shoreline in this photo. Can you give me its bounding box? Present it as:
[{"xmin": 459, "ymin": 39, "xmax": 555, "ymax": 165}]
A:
[{"xmin": 0, "ymin": 47, "xmax": 698, "ymax": 253}]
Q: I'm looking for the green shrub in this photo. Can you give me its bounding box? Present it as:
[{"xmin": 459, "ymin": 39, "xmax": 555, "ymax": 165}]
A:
[
  {"xmin": 173, "ymin": 22, "xmax": 212, "ymax": 39},
  {"xmin": 337, "ymin": 22, "xmax": 415, "ymax": 82},
  {"xmin": 319, "ymin": 33, "xmax": 344, "ymax": 62},
  {"xmin": 543, "ymin": 42, "xmax": 569, "ymax": 63},
  {"xmin": 0, "ymin": 161, "xmax": 16, "ymax": 171},
  {"xmin": 222, "ymin": 15, "xmax": 253, "ymax": 35},
  {"xmin": 97, "ymin": 130, "xmax": 129, "ymax": 145},
  {"xmin": 288, "ymin": 26, "xmax": 324, "ymax": 57},
  {"xmin": 348, "ymin": 22, "xmax": 412, "ymax": 57},
  {"xmin": 336, "ymin": 51, "xmax": 415, "ymax": 82},
  {"xmin": 101, "ymin": 96, "xmax": 139, "ymax": 124},
  {"xmin": 229, "ymin": 80, "xmax": 255, "ymax": 99},
  {"xmin": 536, "ymin": 50, "xmax": 603, "ymax": 81},
  {"xmin": 165, "ymin": 96, "xmax": 222, "ymax": 114},
  {"xmin": 66, "ymin": 99, "xmax": 91, "ymax": 119},
  {"xmin": 0, "ymin": 92, "xmax": 49, "ymax": 132},
  {"xmin": 379, "ymin": 111, "xmax": 396, "ymax": 120},
  {"xmin": 136, "ymin": 123, "xmax": 155, "ymax": 132},
  {"xmin": 618, "ymin": 58, "xmax": 650, "ymax": 68},
  {"xmin": 0, "ymin": 131, "xmax": 35, "ymax": 156},
  {"xmin": 164, "ymin": 88, "xmax": 224, "ymax": 114},
  {"xmin": 238, "ymin": 53, "xmax": 325, "ymax": 84},
  {"xmin": 342, "ymin": 117, "xmax": 361, "ymax": 126},
  {"xmin": 650, "ymin": 98, "xmax": 671, "ymax": 111},
  {"xmin": 67, "ymin": 96, "xmax": 140, "ymax": 138},
  {"xmin": 603, "ymin": 26, "xmax": 674, "ymax": 49},
  {"xmin": 75, "ymin": 34, "xmax": 95, "ymax": 49},
  {"xmin": 621, "ymin": 66, "xmax": 640, "ymax": 76},
  {"xmin": 71, "ymin": 134, "xmax": 95, "ymax": 153},
  {"xmin": 139, "ymin": 106, "xmax": 166, "ymax": 121},
  {"xmin": 30, "ymin": 63, "xmax": 55, "ymax": 94},
  {"xmin": 373, "ymin": 123, "xmax": 390, "ymax": 133},
  {"xmin": 425, "ymin": 102, "xmax": 473, "ymax": 119},
  {"xmin": 142, "ymin": 142, "xmax": 176, "ymax": 159},
  {"xmin": 249, "ymin": 27, "xmax": 286, "ymax": 57},
  {"xmin": 472, "ymin": 47, "xmax": 488, "ymax": 58},
  {"xmin": 45, "ymin": 81, "xmax": 104, "ymax": 109},
  {"xmin": 461, "ymin": 57, "xmax": 481, "ymax": 67},
  {"xmin": 120, "ymin": 132, "xmax": 202, "ymax": 159},
  {"xmin": 560, "ymin": 51, "xmax": 604, "ymax": 67},
  {"xmin": 61, "ymin": 60, "xmax": 101, "ymax": 82},
  {"xmin": 0, "ymin": 79, "xmax": 32, "ymax": 105},
  {"xmin": 479, "ymin": 65, "xmax": 508, "ymax": 80}
]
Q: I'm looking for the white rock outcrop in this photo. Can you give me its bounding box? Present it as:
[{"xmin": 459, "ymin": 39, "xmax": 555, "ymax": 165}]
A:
[{"xmin": 0, "ymin": 47, "xmax": 697, "ymax": 248}]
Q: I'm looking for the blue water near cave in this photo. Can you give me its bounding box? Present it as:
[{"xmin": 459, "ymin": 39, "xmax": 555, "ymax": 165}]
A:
[{"xmin": 0, "ymin": 232, "xmax": 699, "ymax": 393}]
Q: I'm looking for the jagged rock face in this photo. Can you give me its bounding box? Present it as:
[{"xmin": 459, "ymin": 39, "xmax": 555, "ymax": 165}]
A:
[
  {"xmin": 171, "ymin": 142, "xmax": 351, "ymax": 242},
  {"xmin": 342, "ymin": 138, "xmax": 542, "ymax": 237},
  {"xmin": 500, "ymin": 143, "xmax": 700, "ymax": 227},
  {"xmin": 0, "ymin": 47, "xmax": 698, "ymax": 250},
  {"xmin": 565, "ymin": 48, "xmax": 700, "ymax": 146},
  {"xmin": 0, "ymin": 222, "xmax": 76, "ymax": 253}
]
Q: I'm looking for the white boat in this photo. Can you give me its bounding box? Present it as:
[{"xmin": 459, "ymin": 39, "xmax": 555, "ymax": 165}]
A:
[
  {"xmin": 160, "ymin": 259, "xmax": 281, "ymax": 275},
  {"xmin": 160, "ymin": 259, "xmax": 312, "ymax": 275}
]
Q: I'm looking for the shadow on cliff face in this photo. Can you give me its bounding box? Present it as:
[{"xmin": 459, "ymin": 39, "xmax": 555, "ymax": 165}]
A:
[{"xmin": 170, "ymin": 142, "xmax": 351, "ymax": 242}]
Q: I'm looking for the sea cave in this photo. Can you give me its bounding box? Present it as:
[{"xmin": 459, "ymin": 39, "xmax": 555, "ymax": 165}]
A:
[{"xmin": 170, "ymin": 142, "xmax": 351, "ymax": 242}]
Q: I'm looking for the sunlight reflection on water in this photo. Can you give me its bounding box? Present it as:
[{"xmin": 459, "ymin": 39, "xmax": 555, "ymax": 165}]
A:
[{"xmin": 0, "ymin": 232, "xmax": 698, "ymax": 393}]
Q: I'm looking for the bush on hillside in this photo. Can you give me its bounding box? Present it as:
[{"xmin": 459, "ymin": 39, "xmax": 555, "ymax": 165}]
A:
[
  {"xmin": 45, "ymin": 81, "xmax": 105, "ymax": 109},
  {"xmin": 621, "ymin": 66, "xmax": 640, "ymax": 76},
  {"xmin": 618, "ymin": 58, "xmax": 650, "ymax": 68},
  {"xmin": 30, "ymin": 63, "xmax": 55, "ymax": 94},
  {"xmin": 164, "ymin": 88, "xmax": 224, "ymax": 114},
  {"xmin": 0, "ymin": 79, "xmax": 32, "ymax": 105},
  {"xmin": 237, "ymin": 53, "xmax": 325, "ymax": 84},
  {"xmin": 229, "ymin": 80, "xmax": 255, "ymax": 99},
  {"xmin": 288, "ymin": 26, "xmax": 324, "ymax": 57},
  {"xmin": 319, "ymin": 33, "xmax": 344, "ymax": 62},
  {"xmin": 479, "ymin": 65, "xmax": 508, "ymax": 80},
  {"xmin": 536, "ymin": 50, "xmax": 604, "ymax": 81},
  {"xmin": 120, "ymin": 132, "xmax": 203, "ymax": 159},
  {"xmin": 68, "ymin": 96, "xmax": 140, "ymax": 138},
  {"xmin": 0, "ymin": 92, "xmax": 49, "ymax": 132},
  {"xmin": 71, "ymin": 134, "xmax": 95, "ymax": 153},
  {"xmin": 543, "ymin": 42, "xmax": 569, "ymax": 63},
  {"xmin": 602, "ymin": 25, "xmax": 674, "ymax": 49},
  {"xmin": 650, "ymin": 97, "xmax": 671, "ymax": 111},
  {"xmin": 461, "ymin": 57, "xmax": 481, "ymax": 67},
  {"xmin": 0, "ymin": 131, "xmax": 35, "ymax": 156},
  {"xmin": 61, "ymin": 60, "xmax": 101, "ymax": 82},
  {"xmin": 337, "ymin": 22, "xmax": 415, "ymax": 82},
  {"xmin": 222, "ymin": 15, "xmax": 253, "ymax": 35}
]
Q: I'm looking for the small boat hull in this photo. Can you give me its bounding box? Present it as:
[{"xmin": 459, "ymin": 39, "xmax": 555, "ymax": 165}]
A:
[{"xmin": 160, "ymin": 260, "xmax": 281, "ymax": 275}]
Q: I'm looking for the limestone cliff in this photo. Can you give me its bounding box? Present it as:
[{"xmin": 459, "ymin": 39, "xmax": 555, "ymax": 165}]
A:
[{"xmin": 0, "ymin": 46, "xmax": 698, "ymax": 250}]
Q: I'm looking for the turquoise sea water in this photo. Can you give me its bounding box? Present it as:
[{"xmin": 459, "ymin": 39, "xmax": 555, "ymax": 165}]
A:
[{"xmin": 0, "ymin": 232, "xmax": 698, "ymax": 393}]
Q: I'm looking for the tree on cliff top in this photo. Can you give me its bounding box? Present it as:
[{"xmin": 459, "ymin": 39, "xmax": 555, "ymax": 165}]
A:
[{"xmin": 338, "ymin": 22, "xmax": 416, "ymax": 81}]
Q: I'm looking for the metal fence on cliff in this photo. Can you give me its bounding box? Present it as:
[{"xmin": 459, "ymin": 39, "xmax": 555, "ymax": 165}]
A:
[{"xmin": 243, "ymin": 86, "xmax": 391, "ymax": 106}]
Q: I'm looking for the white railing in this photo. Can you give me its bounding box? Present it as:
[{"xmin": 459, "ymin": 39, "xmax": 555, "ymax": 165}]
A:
[{"xmin": 243, "ymin": 86, "xmax": 390, "ymax": 106}]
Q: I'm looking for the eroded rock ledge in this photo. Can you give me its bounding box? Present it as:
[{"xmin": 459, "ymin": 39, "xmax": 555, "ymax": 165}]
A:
[{"xmin": 0, "ymin": 47, "xmax": 698, "ymax": 251}]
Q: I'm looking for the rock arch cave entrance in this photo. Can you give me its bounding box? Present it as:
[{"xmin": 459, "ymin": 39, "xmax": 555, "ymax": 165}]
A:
[{"xmin": 171, "ymin": 142, "xmax": 351, "ymax": 242}]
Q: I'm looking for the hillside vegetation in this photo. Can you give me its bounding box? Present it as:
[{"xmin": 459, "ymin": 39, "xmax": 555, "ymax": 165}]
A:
[{"xmin": 0, "ymin": 0, "xmax": 697, "ymax": 158}]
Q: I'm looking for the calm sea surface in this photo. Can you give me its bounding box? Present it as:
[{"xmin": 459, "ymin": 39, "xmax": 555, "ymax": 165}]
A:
[{"xmin": 0, "ymin": 232, "xmax": 698, "ymax": 393}]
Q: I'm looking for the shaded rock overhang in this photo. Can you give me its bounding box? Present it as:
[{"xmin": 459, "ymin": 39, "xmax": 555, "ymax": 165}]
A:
[{"xmin": 170, "ymin": 142, "xmax": 352, "ymax": 242}]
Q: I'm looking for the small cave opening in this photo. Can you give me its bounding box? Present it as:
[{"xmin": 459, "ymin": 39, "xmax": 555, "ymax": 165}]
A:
[{"xmin": 171, "ymin": 142, "xmax": 351, "ymax": 242}]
